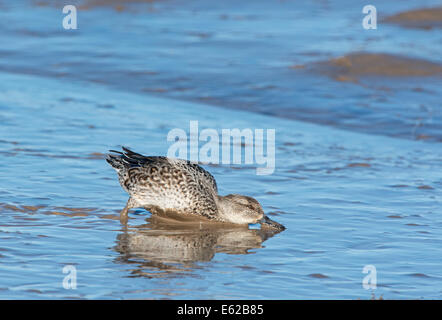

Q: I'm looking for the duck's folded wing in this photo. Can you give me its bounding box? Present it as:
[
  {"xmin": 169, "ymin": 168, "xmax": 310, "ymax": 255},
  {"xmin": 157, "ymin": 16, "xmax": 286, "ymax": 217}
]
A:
[{"xmin": 108, "ymin": 147, "xmax": 219, "ymax": 219}]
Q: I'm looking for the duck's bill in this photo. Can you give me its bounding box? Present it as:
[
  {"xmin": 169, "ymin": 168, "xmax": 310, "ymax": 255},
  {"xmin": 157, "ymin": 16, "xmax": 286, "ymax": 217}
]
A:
[{"xmin": 259, "ymin": 215, "xmax": 286, "ymax": 231}]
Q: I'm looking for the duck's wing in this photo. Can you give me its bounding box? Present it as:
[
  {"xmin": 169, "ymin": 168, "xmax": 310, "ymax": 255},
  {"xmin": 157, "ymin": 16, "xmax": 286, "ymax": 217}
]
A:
[
  {"xmin": 167, "ymin": 157, "xmax": 218, "ymax": 194},
  {"xmin": 107, "ymin": 146, "xmax": 218, "ymax": 192},
  {"xmin": 106, "ymin": 147, "xmax": 219, "ymax": 219}
]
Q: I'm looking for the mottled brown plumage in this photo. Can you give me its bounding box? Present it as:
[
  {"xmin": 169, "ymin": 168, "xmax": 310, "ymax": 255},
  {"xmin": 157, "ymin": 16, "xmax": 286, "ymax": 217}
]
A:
[{"xmin": 106, "ymin": 147, "xmax": 285, "ymax": 231}]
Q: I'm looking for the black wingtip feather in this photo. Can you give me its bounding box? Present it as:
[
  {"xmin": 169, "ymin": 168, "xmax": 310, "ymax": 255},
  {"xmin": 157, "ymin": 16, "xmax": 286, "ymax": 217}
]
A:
[
  {"xmin": 108, "ymin": 149, "xmax": 123, "ymax": 155},
  {"xmin": 106, "ymin": 146, "xmax": 154, "ymax": 170},
  {"xmin": 122, "ymin": 146, "xmax": 144, "ymax": 157}
]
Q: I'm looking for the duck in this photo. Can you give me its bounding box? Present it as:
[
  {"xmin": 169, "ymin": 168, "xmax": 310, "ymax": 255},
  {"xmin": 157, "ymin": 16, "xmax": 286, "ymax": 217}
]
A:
[{"xmin": 106, "ymin": 147, "xmax": 285, "ymax": 231}]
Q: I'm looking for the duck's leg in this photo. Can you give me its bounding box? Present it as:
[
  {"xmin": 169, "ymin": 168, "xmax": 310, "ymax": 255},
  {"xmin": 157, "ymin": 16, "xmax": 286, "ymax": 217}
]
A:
[{"xmin": 120, "ymin": 197, "xmax": 137, "ymax": 224}]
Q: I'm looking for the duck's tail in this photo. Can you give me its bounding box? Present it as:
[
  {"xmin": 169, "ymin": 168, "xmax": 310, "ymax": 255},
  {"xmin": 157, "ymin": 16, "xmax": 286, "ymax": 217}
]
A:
[
  {"xmin": 106, "ymin": 146, "xmax": 149, "ymax": 172},
  {"xmin": 106, "ymin": 150, "xmax": 126, "ymax": 172}
]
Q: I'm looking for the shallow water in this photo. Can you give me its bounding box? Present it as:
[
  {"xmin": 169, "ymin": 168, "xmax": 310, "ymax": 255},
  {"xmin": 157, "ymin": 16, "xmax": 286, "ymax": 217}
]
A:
[
  {"xmin": 0, "ymin": 0, "xmax": 441, "ymax": 299},
  {"xmin": 1, "ymin": 0, "xmax": 442, "ymax": 140}
]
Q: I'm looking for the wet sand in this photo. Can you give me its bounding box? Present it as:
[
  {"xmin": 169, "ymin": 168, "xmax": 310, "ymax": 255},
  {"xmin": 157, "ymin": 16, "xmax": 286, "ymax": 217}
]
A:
[
  {"xmin": 384, "ymin": 7, "xmax": 442, "ymax": 29},
  {"xmin": 312, "ymin": 52, "xmax": 442, "ymax": 82}
]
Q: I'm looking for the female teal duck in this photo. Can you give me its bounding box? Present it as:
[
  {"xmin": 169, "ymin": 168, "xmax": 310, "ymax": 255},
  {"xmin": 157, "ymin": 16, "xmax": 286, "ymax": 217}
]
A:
[{"xmin": 106, "ymin": 147, "xmax": 285, "ymax": 230}]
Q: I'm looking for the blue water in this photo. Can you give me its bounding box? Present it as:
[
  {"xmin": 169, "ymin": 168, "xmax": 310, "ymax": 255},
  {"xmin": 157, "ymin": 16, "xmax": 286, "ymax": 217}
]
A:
[{"xmin": 0, "ymin": 0, "xmax": 441, "ymax": 299}]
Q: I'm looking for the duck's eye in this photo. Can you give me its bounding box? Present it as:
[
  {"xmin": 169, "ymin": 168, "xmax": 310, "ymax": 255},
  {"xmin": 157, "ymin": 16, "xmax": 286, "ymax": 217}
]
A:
[{"xmin": 235, "ymin": 198, "xmax": 249, "ymax": 205}]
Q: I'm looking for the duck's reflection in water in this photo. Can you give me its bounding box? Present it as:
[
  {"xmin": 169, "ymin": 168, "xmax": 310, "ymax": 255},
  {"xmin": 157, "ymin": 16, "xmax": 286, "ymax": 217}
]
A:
[{"xmin": 114, "ymin": 215, "xmax": 283, "ymax": 278}]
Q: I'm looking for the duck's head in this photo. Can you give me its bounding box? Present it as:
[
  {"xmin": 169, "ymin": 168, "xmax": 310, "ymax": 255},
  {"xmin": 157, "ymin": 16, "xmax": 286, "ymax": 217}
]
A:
[
  {"xmin": 217, "ymin": 194, "xmax": 264, "ymax": 224},
  {"xmin": 216, "ymin": 194, "xmax": 285, "ymax": 231}
]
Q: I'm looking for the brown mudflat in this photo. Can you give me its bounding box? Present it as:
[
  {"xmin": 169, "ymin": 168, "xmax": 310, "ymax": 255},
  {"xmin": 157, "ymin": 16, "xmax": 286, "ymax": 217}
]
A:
[
  {"xmin": 384, "ymin": 7, "xmax": 442, "ymax": 29},
  {"xmin": 312, "ymin": 52, "xmax": 442, "ymax": 82}
]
